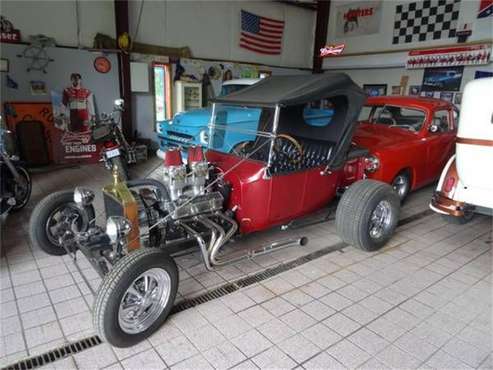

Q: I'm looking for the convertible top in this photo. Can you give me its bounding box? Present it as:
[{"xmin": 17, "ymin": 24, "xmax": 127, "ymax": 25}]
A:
[{"xmin": 212, "ymin": 73, "xmax": 364, "ymax": 107}]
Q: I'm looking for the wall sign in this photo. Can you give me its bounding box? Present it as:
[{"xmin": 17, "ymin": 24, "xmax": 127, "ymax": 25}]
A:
[
  {"xmin": 392, "ymin": 0, "xmax": 460, "ymax": 45},
  {"xmin": 421, "ymin": 66, "xmax": 464, "ymax": 92},
  {"xmin": 363, "ymin": 84, "xmax": 387, "ymax": 96},
  {"xmin": 0, "ymin": 16, "xmax": 21, "ymax": 43},
  {"xmin": 320, "ymin": 44, "xmax": 345, "ymax": 57},
  {"xmin": 94, "ymin": 56, "xmax": 111, "ymax": 73},
  {"xmin": 406, "ymin": 44, "xmax": 491, "ymax": 69},
  {"xmin": 335, "ymin": 1, "xmax": 382, "ymax": 37}
]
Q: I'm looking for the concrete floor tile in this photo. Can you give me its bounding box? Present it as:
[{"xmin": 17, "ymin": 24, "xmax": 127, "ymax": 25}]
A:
[
  {"xmin": 154, "ymin": 334, "xmax": 198, "ymax": 366},
  {"xmin": 261, "ymin": 297, "xmax": 296, "ymax": 317},
  {"xmin": 348, "ymin": 328, "xmax": 389, "ymax": 356},
  {"xmin": 252, "ymin": 346, "xmax": 297, "ymax": 369},
  {"xmin": 303, "ymin": 351, "xmax": 345, "ymax": 370},
  {"xmin": 257, "ymin": 318, "xmax": 296, "ymax": 344},
  {"xmin": 301, "ymin": 322, "xmax": 341, "ymax": 350},
  {"xmin": 326, "ymin": 339, "xmax": 371, "ymax": 369},
  {"xmin": 323, "ymin": 313, "xmax": 361, "ymax": 337},
  {"xmin": 300, "ymin": 300, "xmax": 335, "ymax": 321},
  {"xmin": 120, "ymin": 348, "xmax": 166, "ymax": 370},
  {"xmin": 231, "ymin": 330, "xmax": 272, "ymax": 358},
  {"xmin": 278, "ymin": 334, "xmax": 320, "ymax": 364},
  {"xmin": 204, "ymin": 341, "xmax": 246, "ymax": 369}
]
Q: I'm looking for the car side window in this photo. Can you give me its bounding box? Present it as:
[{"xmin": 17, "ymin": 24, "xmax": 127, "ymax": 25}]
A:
[{"xmin": 432, "ymin": 110, "xmax": 451, "ymax": 133}]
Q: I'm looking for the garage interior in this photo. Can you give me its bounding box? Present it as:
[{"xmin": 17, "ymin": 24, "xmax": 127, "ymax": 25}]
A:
[{"xmin": 1, "ymin": 1, "xmax": 492, "ymax": 370}]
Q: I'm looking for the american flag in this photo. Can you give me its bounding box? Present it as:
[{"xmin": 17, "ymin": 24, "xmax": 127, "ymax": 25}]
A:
[
  {"xmin": 478, "ymin": 0, "xmax": 493, "ymax": 18},
  {"xmin": 240, "ymin": 10, "xmax": 284, "ymax": 55}
]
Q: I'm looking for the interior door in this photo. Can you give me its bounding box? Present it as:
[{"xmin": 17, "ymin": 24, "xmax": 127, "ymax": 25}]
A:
[{"xmin": 426, "ymin": 109, "xmax": 456, "ymax": 181}]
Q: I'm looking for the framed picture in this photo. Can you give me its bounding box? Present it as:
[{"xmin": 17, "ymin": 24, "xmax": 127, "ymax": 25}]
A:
[
  {"xmin": 439, "ymin": 91, "xmax": 453, "ymax": 102},
  {"xmin": 422, "ymin": 66, "xmax": 464, "ymax": 92},
  {"xmin": 391, "ymin": 85, "xmax": 402, "ymax": 95},
  {"xmin": 363, "ymin": 84, "xmax": 387, "ymax": 97},
  {"xmin": 454, "ymin": 92, "xmax": 462, "ymax": 105},
  {"xmin": 408, "ymin": 85, "xmax": 421, "ymax": 96},
  {"xmin": 0, "ymin": 58, "xmax": 8, "ymax": 72},
  {"xmin": 474, "ymin": 70, "xmax": 493, "ymax": 79}
]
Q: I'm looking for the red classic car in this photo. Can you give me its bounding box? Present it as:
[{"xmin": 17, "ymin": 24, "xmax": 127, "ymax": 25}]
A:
[{"xmin": 353, "ymin": 96, "xmax": 458, "ymax": 200}]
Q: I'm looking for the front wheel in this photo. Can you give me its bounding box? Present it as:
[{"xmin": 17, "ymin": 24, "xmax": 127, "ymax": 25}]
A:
[
  {"xmin": 93, "ymin": 248, "xmax": 178, "ymax": 348},
  {"xmin": 29, "ymin": 190, "xmax": 95, "ymax": 255},
  {"xmin": 336, "ymin": 180, "xmax": 400, "ymax": 252}
]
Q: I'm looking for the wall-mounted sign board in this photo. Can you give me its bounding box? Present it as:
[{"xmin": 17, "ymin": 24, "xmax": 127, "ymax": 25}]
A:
[
  {"xmin": 130, "ymin": 62, "xmax": 149, "ymax": 92},
  {"xmin": 406, "ymin": 44, "xmax": 491, "ymax": 69}
]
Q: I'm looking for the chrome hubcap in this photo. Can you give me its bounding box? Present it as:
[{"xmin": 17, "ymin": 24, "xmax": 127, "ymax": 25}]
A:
[
  {"xmin": 369, "ymin": 200, "xmax": 393, "ymax": 239},
  {"xmin": 45, "ymin": 205, "xmax": 82, "ymax": 245},
  {"xmin": 392, "ymin": 175, "xmax": 408, "ymax": 199},
  {"xmin": 118, "ymin": 268, "xmax": 171, "ymax": 334}
]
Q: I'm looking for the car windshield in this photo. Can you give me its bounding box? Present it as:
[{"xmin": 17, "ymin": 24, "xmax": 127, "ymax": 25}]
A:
[
  {"xmin": 365, "ymin": 104, "xmax": 426, "ymax": 131},
  {"xmin": 219, "ymin": 84, "xmax": 250, "ymax": 97}
]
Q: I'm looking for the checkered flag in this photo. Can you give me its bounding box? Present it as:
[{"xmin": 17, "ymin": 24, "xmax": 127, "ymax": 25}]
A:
[{"xmin": 393, "ymin": 0, "xmax": 461, "ymax": 44}]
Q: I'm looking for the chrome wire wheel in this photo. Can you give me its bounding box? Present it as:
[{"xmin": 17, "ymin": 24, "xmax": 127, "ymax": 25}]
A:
[
  {"xmin": 369, "ymin": 200, "xmax": 393, "ymax": 239},
  {"xmin": 118, "ymin": 268, "xmax": 171, "ymax": 334},
  {"xmin": 45, "ymin": 204, "xmax": 83, "ymax": 245},
  {"xmin": 392, "ymin": 174, "xmax": 409, "ymax": 200}
]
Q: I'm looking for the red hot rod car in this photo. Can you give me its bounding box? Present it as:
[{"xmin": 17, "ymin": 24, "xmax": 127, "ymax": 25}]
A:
[
  {"xmin": 29, "ymin": 74, "xmax": 402, "ymax": 347},
  {"xmin": 354, "ymin": 96, "xmax": 458, "ymax": 200}
]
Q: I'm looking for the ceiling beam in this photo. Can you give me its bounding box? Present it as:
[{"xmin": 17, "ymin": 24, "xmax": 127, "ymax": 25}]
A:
[
  {"xmin": 114, "ymin": 0, "xmax": 133, "ymax": 140},
  {"xmin": 312, "ymin": 0, "xmax": 330, "ymax": 73},
  {"xmin": 277, "ymin": 1, "xmax": 317, "ymax": 11}
]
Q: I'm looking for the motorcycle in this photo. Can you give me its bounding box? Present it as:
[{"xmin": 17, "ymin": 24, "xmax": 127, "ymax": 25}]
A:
[
  {"xmin": 92, "ymin": 99, "xmax": 136, "ymax": 181},
  {"xmin": 0, "ymin": 116, "xmax": 32, "ymax": 221}
]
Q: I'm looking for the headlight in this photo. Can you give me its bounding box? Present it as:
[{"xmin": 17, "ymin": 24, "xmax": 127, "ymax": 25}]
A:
[
  {"xmin": 199, "ymin": 130, "xmax": 209, "ymax": 145},
  {"xmin": 364, "ymin": 155, "xmax": 380, "ymax": 173},
  {"xmin": 73, "ymin": 187, "xmax": 95, "ymax": 206},
  {"xmin": 106, "ymin": 216, "xmax": 132, "ymax": 244}
]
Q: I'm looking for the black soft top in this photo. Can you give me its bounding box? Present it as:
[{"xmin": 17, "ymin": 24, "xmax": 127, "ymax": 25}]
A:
[{"xmin": 213, "ymin": 73, "xmax": 363, "ymax": 107}]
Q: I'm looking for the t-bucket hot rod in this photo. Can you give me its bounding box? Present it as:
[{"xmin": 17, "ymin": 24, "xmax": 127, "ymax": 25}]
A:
[{"xmin": 29, "ymin": 74, "xmax": 401, "ymax": 347}]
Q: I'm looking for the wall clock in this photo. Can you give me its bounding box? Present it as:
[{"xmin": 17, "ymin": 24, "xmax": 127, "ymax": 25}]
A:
[{"xmin": 94, "ymin": 56, "xmax": 111, "ymax": 73}]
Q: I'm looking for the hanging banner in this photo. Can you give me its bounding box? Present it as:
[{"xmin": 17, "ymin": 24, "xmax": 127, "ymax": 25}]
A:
[
  {"xmin": 406, "ymin": 44, "xmax": 491, "ymax": 69},
  {"xmin": 335, "ymin": 0, "xmax": 382, "ymax": 38}
]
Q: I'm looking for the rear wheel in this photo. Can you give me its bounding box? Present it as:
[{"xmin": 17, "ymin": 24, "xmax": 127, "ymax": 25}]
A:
[
  {"xmin": 11, "ymin": 166, "xmax": 32, "ymax": 211},
  {"xmin": 336, "ymin": 180, "xmax": 400, "ymax": 252},
  {"xmin": 29, "ymin": 190, "xmax": 95, "ymax": 255},
  {"xmin": 93, "ymin": 248, "xmax": 178, "ymax": 348},
  {"xmin": 391, "ymin": 171, "xmax": 410, "ymax": 202}
]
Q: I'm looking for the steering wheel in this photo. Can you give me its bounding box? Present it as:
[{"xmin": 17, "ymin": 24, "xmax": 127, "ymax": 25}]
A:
[
  {"xmin": 273, "ymin": 134, "xmax": 303, "ymax": 165},
  {"xmin": 230, "ymin": 141, "xmax": 255, "ymax": 157}
]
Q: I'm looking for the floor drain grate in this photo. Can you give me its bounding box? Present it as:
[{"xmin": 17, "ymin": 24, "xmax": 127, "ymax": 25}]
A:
[
  {"xmin": 171, "ymin": 241, "xmax": 348, "ymax": 314},
  {"xmin": 2, "ymin": 336, "xmax": 102, "ymax": 370}
]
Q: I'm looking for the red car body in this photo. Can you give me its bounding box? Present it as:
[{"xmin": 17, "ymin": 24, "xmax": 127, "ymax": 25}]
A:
[
  {"xmin": 353, "ymin": 96, "xmax": 457, "ymax": 192},
  {"xmin": 207, "ymin": 150, "xmax": 365, "ymax": 234}
]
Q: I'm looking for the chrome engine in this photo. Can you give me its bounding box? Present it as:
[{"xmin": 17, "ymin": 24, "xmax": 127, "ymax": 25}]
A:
[{"xmin": 161, "ymin": 146, "xmax": 223, "ymax": 220}]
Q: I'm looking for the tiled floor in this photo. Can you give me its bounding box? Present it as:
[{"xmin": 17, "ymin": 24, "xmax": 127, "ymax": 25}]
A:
[{"xmin": 1, "ymin": 157, "xmax": 491, "ymax": 369}]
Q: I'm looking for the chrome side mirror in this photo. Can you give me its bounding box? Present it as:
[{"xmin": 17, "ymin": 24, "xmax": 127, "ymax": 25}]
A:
[{"xmin": 429, "ymin": 124, "xmax": 439, "ymax": 133}]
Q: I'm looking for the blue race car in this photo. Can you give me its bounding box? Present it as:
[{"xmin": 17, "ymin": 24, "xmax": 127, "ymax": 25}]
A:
[{"xmin": 157, "ymin": 78, "xmax": 333, "ymax": 158}]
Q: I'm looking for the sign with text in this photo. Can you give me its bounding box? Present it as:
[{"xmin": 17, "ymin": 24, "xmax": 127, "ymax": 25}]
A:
[{"xmin": 335, "ymin": 0, "xmax": 382, "ymax": 37}]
